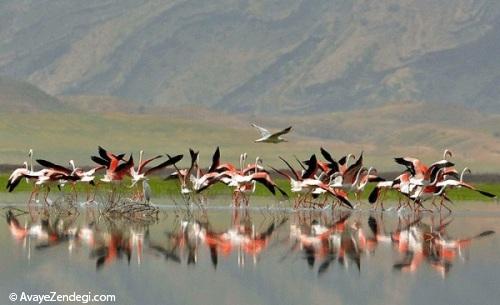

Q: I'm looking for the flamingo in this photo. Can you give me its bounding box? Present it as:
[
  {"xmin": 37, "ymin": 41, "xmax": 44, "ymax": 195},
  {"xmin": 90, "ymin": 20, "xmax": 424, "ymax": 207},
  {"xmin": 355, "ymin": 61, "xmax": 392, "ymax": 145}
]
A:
[
  {"xmin": 222, "ymin": 155, "xmax": 279, "ymax": 206},
  {"xmin": 368, "ymin": 171, "xmax": 415, "ymax": 210},
  {"xmin": 435, "ymin": 171, "xmax": 496, "ymax": 200},
  {"xmin": 129, "ymin": 152, "xmax": 183, "ymax": 200},
  {"xmin": 394, "ymin": 157, "xmax": 454, "ymax": 186},
  {"xmin": 338, "ymin": 154, "xmax": 356, "ymax": 174},
  {"xmin": 6, "ymin": 149, "xmax": 45, "ymax": 202},
  {"xmin": 207, "ymin": 146, "xmax": 237, "ymax": 173},
  {"xmin": 91, "ymin": 146, "xmax": 133, "ymax": 201},
  {"xmin": 409, "ymin": 168, "xmax": 455, "ymax": 212},
  {"xmin": 168, "ymin": 149, "xmax": 200, "ymax": 195},
  {"xmin": 271, "ymin": 155, "xmax": 316, "ymax": 206},
  {"xmin": 329, "ymin": 153, "xmax": 364, "ymax": 191},
  {"xmin": 443, "ymin": 149, "xmax": 453, "ymax": 160},
  {"xmin": 6, "ymin": 162, "xmax": 35, "ymax": 193},
  {"xmin": 130, "ymin": 150, "xmax": 162, "ymax": 186},
  {"xmin": 251, "ymin": 123, "xmax": 292, "ymax": 143},
  {"xmin": 351, "ymin": 167, "xmax": 385, "ymax": 204},
  {"xmin": 226, "ymin": 169, "xmax": 288, "ymax": 206},
  {"xmin": 272, "ymin": 156, "xmax": 352, "ymax": 209},
  {"xmin": 35, "ymin": 159, "xmax": 79, "ymax": 203},
  {"xmin": 69, "ymin": 160, "xmax": 104, "ymax": 202},
  {"xmin": 193, "ymin": 147, "xmax": 237, "ymax": 193}
]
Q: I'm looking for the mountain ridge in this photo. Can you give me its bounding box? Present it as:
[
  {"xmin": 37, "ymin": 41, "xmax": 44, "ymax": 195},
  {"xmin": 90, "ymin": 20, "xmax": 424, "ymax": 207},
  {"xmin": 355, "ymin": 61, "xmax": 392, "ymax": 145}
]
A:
[{"xmin": 0, "ymin": 0, "xmax": 499, "ymax": 114}]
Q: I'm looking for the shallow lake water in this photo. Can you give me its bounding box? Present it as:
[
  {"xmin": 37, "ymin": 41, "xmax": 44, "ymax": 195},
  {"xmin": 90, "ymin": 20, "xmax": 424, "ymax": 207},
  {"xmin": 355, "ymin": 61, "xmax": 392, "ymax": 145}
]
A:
[{"xmin": 1, "ymin": 198, "xmax": 499, "ymax": 305}]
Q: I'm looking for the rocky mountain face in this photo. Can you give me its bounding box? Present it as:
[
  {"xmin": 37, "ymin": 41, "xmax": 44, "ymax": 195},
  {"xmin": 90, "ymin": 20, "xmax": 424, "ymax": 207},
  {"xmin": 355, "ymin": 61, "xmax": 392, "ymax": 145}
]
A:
[{"xmin": 0, "ymin": 0, "xmax": 499, "ymax": 114}]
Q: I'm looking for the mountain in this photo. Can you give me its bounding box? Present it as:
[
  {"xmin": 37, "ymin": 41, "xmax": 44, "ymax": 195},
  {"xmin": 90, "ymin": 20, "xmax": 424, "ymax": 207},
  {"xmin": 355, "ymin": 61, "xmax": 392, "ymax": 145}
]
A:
[
  {"xmin": 0, "ymin": 77, "xmax": 66, "ymax": 112},
  {"xmin": 0, "ymin": 0, "xmax": 499, "ymax": 114}
]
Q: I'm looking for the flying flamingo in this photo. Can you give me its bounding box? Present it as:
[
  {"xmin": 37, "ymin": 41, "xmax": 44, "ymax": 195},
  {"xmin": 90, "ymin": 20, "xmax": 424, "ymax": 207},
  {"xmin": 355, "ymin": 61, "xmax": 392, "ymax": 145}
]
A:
[
  {"xmin": 351, "ymin": 167, "xmax": 385, "ymax": 204},
  {"xmin": 329, "ymin": 153, "xmax": 365, "ymax": 191},
  {"xmin": 6, "ymin": 149, "xmax": 45, "ymax": 202},
  {"xmin": 129, "ymin": 151, "xmax": 183, "ymax": 200},
  {"xmin": 34, "ymin": 159, "xmax": 79, "ymax": 204},
  {"xmin": 435, "ymin": 169, "xmax": 496, "ymax": 201},
  {"xmin": 272, "ymin": 156, "xmax": 352, "ymax": 209},
  {"xmin": 168, "ymin": 149, "xmax": 200, "ymax": 195},
  {"xmin": 91, "ymin": 146, "xmax": 133, "ymax": 202},
  {"xmin": 68, "ymin": 160, "xmax": 105, "ymax": 202}
]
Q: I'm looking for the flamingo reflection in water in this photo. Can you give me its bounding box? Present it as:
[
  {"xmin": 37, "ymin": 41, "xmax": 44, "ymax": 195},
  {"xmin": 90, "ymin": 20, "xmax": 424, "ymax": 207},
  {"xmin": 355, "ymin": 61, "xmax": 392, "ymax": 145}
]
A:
[
  {"xmin": 4, "ymin": 209, "xmax": 495, "ymax": 276},
  {"xmin": 388, "ymin": 214, "xmax": 495, "ymax": 277},
  {"xmin": 285, "ymin": 211, "xmax": 362, "ymax": 275},
  {"xmin": 5, "ymin": 209, "xmax": 147, "ymax": 270},
  {"xmin": 284, "ymin": 211, "xmax": 495, "ymax": 278},
  {"xmin": 355, "ymin": 212, "xmax": 496, "ymax": 277},
  {"xmin": 150, "ymin": 209, "xmax": 287, "ymax": 268}
]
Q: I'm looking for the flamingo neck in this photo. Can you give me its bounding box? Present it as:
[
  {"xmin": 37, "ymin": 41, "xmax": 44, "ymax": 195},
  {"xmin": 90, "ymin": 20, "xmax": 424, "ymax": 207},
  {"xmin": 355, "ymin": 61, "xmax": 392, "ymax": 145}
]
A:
[
  {"xmin": 29, "ymin": 151, "xmax": 34, "ymax": 172},
  {"xmin": 430, "ymin": 168, "xmax": 444, "ymax": 185},
  {"xmin": 443, "ymin": 149, "xmax": 452, "ymax": 160},
  {"xmin": 138, "ymin": 151, "xmax": 144, "ymax": 171},
  {"xmin": 353, "ymin": 167, "xmax": 366, "ymax": 186},
  {"xmin": 460, "ymin": 168, "xmax": 470, "ymax": 182},
  {"xmin": 360, "ymin": 167, "xmax": 374, "ymax": 187}
]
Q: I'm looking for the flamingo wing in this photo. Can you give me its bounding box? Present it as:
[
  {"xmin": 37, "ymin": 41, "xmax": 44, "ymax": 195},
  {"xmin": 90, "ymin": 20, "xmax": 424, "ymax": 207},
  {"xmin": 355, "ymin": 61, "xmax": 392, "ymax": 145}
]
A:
[
  {"xmin": 342, "ymin": 153, "xmax": 364, "ymax": 183},
  {"xmin": 301, "ymin": 154, "xmax": 318, "ymax": 179},
  {"xmin": 114, "ymin": 155, "xmax": 134, "ymax": 174},
  {"xmin": 98, "ymin": 146, "xmax": 111, "ymax": 162},
  {"xmin": 138, "ymin": 155, "xmax": 163, "ymax": 173},
  {"xmin": 144, "ymin": 154, "xmax": 183, "ymax": 176},
  {"xmin": 394, "ymin": 157, "xmax": 416, "ymax": 176},
  {"xmin": 208, "ymin": 146, "xmax": 221, "ymax": 173},
  {"xmin": 279, "ymin": 157, "xmax": 300, "ymax": 180},
  {"xmin": 91, "ymin": 156, "xmax": 109, "ymax": 167},
  {"xmin": 36, "ymin": 159, "xmax": 72, "ymax": 175}
]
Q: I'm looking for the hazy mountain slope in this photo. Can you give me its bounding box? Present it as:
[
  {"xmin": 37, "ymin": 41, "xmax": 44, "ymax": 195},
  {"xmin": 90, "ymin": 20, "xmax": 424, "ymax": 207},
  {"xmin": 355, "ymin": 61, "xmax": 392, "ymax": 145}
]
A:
[
  {"xmin": 0, "ymin": 77, "xmax": 66, "ymax": 112},
  {"xmin": 0, "ymin": 0, "xmax": 499, "ymax": 114},
  {"xmin": 0, "ymin": 83, "xmax": 498, "ymax": 171}
]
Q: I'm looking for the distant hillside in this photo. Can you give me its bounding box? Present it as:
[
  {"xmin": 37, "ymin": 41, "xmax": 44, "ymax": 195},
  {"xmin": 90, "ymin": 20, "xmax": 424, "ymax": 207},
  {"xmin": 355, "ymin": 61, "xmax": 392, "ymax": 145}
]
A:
[
  {"xmin": 256, "ymin": 100, "xmax": 500, "ymax": 171},
  {"xmin": 59, "ymin": 95, "xmax": 143, "ymax": 113},
  {"xmin": 0, "ymin": 84, "xmax": 498, "ymax": 172},
  {"xmin": 0, "ymin": 77, "xmax": 66, "ymax": 112},
  {"xmin": 0, "ymin": 0, "xmax": 499, "ymax": 114}
]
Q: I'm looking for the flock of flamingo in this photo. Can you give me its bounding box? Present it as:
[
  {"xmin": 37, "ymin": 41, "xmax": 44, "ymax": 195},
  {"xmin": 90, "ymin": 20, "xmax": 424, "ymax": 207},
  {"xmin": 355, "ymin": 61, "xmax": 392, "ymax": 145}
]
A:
[{"xmin": 5, "ymin": 144, "xmax": 496, "ymax": 212}]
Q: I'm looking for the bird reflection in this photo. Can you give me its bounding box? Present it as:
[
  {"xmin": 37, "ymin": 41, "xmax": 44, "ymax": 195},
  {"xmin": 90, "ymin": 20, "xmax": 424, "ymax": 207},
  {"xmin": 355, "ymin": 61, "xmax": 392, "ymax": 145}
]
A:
[
  {"xmin": 286, "ymin": 211, "xmax": 495, "ymax": 278},
  {"xmin": 156, "ymin": 209, "xmax": 287, "ymax": 268},
  {"xmin": 389, "ymin": 214, "xmax": 495, "ymax": 277},
  {"xmin": 287, "ymin": 211, "xmax": 361, "ymax": 275},
  {"xmin": 4, "ymin": 208, "xmax": 495, "ymax": 276}
]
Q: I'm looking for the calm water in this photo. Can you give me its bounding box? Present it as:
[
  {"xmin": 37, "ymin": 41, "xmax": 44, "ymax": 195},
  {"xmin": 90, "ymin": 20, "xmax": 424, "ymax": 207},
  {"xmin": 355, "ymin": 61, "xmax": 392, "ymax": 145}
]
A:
[{"xmin": 1, "ymin": 199, "xmax": 500, "ymax": 305}]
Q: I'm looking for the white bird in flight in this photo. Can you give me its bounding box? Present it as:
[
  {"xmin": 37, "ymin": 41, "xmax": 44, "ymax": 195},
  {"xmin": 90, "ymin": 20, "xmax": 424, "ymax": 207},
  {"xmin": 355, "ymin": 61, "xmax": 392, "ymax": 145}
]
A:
[{"xmin": 251, "ymin": 123, "xmax": 292, "ymax": 143}]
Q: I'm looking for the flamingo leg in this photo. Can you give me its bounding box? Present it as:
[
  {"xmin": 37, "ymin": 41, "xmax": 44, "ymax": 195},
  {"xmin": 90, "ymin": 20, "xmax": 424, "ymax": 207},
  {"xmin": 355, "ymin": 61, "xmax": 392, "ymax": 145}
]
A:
[{"xmin": 44, "ymin": 186, "xmax": 50, "ymax": 205}]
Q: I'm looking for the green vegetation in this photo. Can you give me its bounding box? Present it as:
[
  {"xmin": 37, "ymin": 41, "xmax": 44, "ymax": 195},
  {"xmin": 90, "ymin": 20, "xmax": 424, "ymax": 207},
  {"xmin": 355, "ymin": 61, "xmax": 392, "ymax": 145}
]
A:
[
  {"xmin": 1, "ymin": 174, "xmax": 498, "ymax": 203},
  {"xmin": 1, "ymin": 105, "xmax": 500, "ymax": 173},
  {"xmin": 0, "ymin": 111, "xmax": 360, "ymax": 169}
]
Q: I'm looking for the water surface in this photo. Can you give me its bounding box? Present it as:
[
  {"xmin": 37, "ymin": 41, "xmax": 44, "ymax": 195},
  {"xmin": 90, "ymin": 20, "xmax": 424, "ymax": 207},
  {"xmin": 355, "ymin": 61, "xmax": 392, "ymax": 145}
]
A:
[{"xmin": 1, "ymin": 200, "xmax": 499, "ymax": 305}]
